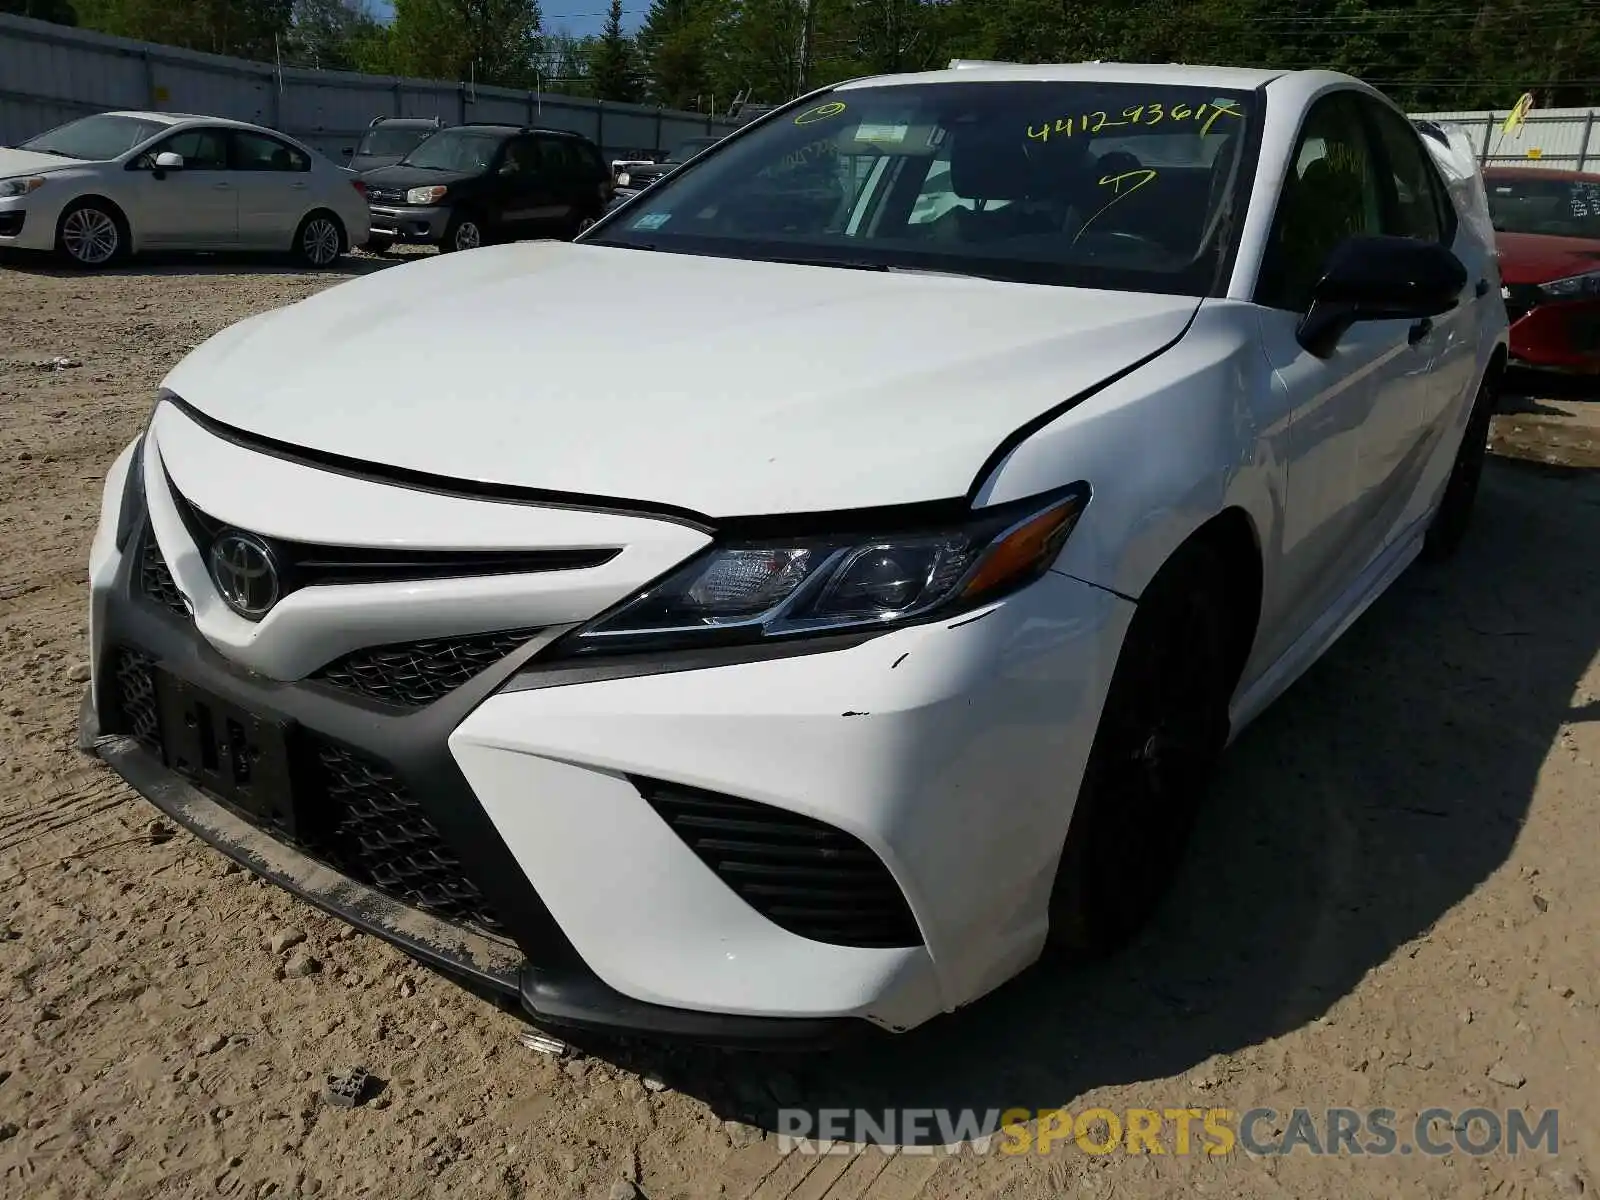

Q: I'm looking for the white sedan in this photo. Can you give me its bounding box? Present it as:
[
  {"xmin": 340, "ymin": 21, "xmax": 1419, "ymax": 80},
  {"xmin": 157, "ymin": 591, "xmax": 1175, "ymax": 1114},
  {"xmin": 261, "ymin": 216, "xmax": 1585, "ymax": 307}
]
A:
[
  {"xmin": 0, "ymin": 110, "xmax": 370, "ymax": 268},
  {"xmin": 79, "ymin": 64, "xmax": 1505, "ymax": 1042}
]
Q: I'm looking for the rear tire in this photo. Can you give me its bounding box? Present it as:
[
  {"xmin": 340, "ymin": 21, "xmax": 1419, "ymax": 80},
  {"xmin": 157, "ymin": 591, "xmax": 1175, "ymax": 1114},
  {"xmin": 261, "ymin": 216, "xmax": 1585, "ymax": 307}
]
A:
[
  {"xmin": 56, "ymin": 199, "xmax": 126, "ymax": 268},
  {"xmin": 441, "ymin": 212, "xmax": 484, "ymax": 253},
  {"xmin": 1046, "ymin": 539, "xmax": 1234, "ymax": 959},
  {"xmin": 1421, "ymin": 374, "xmax": 1496, "ymax": 561},
  {"xmin": 293, "ymin": 211, "xmax": 346, "ymax": 268}
]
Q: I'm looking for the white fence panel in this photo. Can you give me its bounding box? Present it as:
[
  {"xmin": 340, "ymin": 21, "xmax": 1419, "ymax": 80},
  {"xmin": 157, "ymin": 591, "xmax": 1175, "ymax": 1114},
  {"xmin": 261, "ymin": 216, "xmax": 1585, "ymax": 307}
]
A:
[
  {"xmin": 1413, "ymin": 107, "xmax": 1600, "ymax": 172},
  {"xmin": 0, "ymin": 11, "xmax": 736, "ymax": 163}
]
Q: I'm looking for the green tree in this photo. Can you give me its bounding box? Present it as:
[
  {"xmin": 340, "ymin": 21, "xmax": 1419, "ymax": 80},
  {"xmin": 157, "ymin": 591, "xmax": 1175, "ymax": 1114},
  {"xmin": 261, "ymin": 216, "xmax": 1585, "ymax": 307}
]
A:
[
  {"xmin": 281, "ymin": 0, "xmax": 385, "ymax": 70},
  {"xmin": 73, "ymin": 0, "xmax": 292, "ymax": 58},
  {"xmin": 386, "ymin": 0, "xmax": 542, "ymax": 85},
  {"xmin": 637, "ymin": 0, "xmax": 716, "ymax": 108},
  {"xmin": 591, "ymin": 0, "xmax": 644, "ymax": 100},
  {"xmin": 0, "ymin": 0, "xmax": 79, "ymax": 24}
]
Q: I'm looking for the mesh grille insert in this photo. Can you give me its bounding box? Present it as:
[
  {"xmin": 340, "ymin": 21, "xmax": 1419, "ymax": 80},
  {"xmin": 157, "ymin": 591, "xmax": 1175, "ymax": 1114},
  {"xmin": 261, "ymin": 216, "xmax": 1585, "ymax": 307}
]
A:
[
  {"xmin": 310, "ymin": 740, "xmax": 503, "ymax": 932},
  {"xmin": 313, "ymin": 629, "xmax": 539, "ymax": 708},
  {"xmin": 139, "ymin": 534, "xmax": 189, "ymax": 619},
  {"xmin": 105, "ymin": 650, "xmax": 502, "ymax": 934},
  {"xmin": 635, "ymin": 778, "xmax": 922, "ymax": 949},
  {"xmin": 111, "ymin": 648, "xmax": 161, "ymax": 753}
]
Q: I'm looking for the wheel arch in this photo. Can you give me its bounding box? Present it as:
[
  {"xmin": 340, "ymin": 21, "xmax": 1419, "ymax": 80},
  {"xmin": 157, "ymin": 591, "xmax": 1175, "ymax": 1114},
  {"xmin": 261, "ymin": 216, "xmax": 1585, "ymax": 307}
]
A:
[{"xmin": 56, "ymin": 193, "xmax": 132, "ymax": 251}]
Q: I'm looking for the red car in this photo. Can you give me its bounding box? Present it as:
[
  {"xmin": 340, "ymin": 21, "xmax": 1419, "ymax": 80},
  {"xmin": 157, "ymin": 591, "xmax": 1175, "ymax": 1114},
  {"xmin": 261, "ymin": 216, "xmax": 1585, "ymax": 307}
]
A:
[{"xmin": 1486, "ymin": 167, "xmax": 1600, "ymax": 373}]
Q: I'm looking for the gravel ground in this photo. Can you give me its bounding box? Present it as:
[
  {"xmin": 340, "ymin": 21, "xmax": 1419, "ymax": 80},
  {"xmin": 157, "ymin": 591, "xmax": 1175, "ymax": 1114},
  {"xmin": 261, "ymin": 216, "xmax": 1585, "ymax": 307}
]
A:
[{"xmin": 1, "ymin": 249, "xmax": 1597, "ymax": 1200}]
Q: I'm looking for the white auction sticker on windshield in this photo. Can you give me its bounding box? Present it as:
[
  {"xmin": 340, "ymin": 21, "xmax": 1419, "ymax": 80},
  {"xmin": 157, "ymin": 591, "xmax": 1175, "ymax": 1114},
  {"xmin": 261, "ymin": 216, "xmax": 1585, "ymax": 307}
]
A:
[{"xmin": 853, "ymin": 123, "xmax": 909, "ymax": 144}]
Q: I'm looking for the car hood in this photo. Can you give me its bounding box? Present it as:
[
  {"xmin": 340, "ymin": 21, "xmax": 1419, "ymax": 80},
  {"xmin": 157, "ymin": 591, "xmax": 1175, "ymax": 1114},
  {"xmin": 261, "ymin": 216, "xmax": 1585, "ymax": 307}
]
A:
[
  {"xmin": 360, "ymin": 163, "xmax": 478, "ymax": 189},
  {"xmin": 161, "ymin": 242, "xmax": 1199, "ymax": 518},
  {"xmin": 0, "ymin": 146, "xmax": 83, "ymax": 177},
  {"xmin": 1496, "ymin": 231, "xmax": 1600, "ymax": 285},
  {"xmin": 351, "ymin": 154, "xmax": 405, "ymax": 174}
]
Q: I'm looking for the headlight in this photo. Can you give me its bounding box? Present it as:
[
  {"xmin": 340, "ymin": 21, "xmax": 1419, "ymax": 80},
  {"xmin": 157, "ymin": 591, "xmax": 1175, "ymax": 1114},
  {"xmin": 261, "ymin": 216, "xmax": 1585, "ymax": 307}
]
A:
[
  {"xmin": 559, "ymin": 485, "xmax": 1089, "ymax": 656},
  {"xmin": 1539, "ymin": 269, "xmax": 1600, "ymax": 300},
  {"xmin": 0, "ymin": 176, "xmax": 45, "ymax": 198},
  {"xmin": 616, "ymin": 172, "xmax": 631, "ymax": 187},
  {"xmin": 406, "ymin": 185, "xmax": 448, "ymax": 205}
]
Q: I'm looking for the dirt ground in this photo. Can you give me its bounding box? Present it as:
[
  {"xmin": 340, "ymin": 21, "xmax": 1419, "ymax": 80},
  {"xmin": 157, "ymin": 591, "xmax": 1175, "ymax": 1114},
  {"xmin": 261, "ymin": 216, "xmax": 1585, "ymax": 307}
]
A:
[{"xmin": 1, "ymin": 250, "xmax": 1597, "ymax": 1200}]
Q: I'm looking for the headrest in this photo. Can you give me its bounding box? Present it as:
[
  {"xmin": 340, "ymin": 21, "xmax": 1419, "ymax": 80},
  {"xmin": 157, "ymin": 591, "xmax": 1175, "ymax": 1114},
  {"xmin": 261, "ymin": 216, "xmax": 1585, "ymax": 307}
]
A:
[{"xmin": 950, "ymin": 130, "xmax": 1037, "ymax": 201}]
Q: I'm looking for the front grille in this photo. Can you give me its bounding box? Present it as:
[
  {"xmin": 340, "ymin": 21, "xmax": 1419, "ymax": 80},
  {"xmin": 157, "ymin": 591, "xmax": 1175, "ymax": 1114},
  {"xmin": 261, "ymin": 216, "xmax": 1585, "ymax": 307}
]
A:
[
  {"xmin": 311, "ymin": 740, "xmax": 503, "ymax": 931},
  {"xmin": 111, "ymin": 649, "xmax": 160, "ymax": 753},
  {"xmin": 139, "ymin": 534, "xmax": 189, "ymax": 619},
  {"xmin": 313, "ymin": 629, "xmax": 538, "ymax": 708},
  {"xmin": 366, "ymin": 186, "xmax": 407, "ymax": 204},
  {"xmin": 635, "ymin": 778, "xmax": 922, "ymax": 949},
  {"xmin": 164, "ymin": 474, "xmax": 617, "ymax": 603},
  {"xmin": 106, "ymin": 649, "xmax": 502, "ymax": 934}
]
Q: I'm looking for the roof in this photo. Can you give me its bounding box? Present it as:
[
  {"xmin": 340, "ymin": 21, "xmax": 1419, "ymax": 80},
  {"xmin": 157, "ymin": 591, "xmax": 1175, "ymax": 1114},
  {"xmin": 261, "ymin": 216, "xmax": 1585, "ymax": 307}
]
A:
[
  {"xmin": 104, "ymin": 110, "xmax": 283, "ymax": 134},
  {"xmin": 835, "ymin": 62, "xmax": 1289, "ymax": 92}
]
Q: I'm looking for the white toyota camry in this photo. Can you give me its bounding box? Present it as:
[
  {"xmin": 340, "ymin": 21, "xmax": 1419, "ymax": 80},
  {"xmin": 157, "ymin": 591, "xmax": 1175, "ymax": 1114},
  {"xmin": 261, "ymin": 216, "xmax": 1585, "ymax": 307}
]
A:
[{"xmin": 81, "ymin": 63, "xmax": 1507, "ymax": 1043}]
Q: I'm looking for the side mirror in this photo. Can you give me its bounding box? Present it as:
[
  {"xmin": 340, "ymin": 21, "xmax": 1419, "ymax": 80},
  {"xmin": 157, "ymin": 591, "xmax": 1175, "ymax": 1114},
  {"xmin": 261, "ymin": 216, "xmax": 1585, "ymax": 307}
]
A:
[
  {"xmin": 150, "ymin": 150, "xmax": 184, "ymax": 179},
  {"xmin": 1297, "ymin": 234, "xmax": 1468, "ymax": 358}
]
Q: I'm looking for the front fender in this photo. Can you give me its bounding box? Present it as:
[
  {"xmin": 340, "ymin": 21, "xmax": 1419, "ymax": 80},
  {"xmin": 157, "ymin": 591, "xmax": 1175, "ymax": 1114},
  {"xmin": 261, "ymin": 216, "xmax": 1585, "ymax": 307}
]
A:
[{"xmin": 974, "ymin": 300, "xmax": 1282, "ymax": 605}]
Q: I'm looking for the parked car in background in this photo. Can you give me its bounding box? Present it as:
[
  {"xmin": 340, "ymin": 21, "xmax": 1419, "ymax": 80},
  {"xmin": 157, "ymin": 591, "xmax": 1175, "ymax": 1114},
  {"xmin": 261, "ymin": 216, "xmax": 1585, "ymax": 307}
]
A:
[
  {"xmin": 362, "ymin": 123, "xmax": 611, "ymax": 253},
  {"xmin": 0, "ymin": 111, "xmax": 369, "ymax": 268},
  {"xmin": 1485, "ymin": 166, "xmax": 1600, "ymax": 373},
  {"xmin": 83, "ymin": 64, "xmax": 1506, "ymax": 1043},
  {"xmin": 609, "ymin": 135, "xmax": 723, "ymax": 207},
  {"xmin": 343, "ymin": 116, "xmax": 445, "ymax": 175}
]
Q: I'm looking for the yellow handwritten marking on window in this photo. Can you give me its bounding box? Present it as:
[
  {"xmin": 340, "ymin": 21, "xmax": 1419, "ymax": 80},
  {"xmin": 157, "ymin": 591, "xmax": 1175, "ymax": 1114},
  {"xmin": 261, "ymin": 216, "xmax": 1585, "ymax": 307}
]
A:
[
  {"xmin": 1073, "ymin": 168, "xmax": 1159, "ymax": 245},
  {"xmin": 1027, "ymin": 99, "xmax": 1243, "ymax": 143},
  {"xmin": 795, "ymin": 101, "xmax": 847, "ymax": 126}
]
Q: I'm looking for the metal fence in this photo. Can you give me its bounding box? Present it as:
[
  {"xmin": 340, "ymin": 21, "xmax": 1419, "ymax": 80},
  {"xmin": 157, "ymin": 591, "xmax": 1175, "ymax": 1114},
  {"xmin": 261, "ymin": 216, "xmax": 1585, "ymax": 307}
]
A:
[
  {"xmin": 0, "ymin": 12, "xmax": 739, "ymax": 165},
  {"xmin": 1411, "ymin": 107, "xmax": 1600, "ymax": 172}
]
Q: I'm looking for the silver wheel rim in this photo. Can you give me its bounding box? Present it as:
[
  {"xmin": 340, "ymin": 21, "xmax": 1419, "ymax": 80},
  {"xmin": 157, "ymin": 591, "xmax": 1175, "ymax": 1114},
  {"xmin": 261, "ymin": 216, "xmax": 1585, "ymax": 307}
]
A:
[
  {"xmin": 303, "ymin": 218, "xmax": 341, "ymax": 265},
  {"xmin": 454, "ymin": 221, "xmax": 481, "ymax": 251},
  {"xmin": 63, "ymin": 207, "xmax": 118, "ymax": 265}
]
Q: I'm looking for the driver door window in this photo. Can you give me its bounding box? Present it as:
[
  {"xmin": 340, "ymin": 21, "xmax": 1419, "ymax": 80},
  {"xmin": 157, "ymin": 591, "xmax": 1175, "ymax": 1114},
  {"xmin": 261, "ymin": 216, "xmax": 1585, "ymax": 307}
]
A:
[{"xmin": 1257, "ymin": 95, "xmax": 1382, "ymax": 312}]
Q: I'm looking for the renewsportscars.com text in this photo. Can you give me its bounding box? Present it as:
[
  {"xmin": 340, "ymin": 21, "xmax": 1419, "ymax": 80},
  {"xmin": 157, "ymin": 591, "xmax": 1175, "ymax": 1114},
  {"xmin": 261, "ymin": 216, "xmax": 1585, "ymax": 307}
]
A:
[{"xmin": 776, "ymin": 1106, "xmax": 1560, "ymax": 1157}]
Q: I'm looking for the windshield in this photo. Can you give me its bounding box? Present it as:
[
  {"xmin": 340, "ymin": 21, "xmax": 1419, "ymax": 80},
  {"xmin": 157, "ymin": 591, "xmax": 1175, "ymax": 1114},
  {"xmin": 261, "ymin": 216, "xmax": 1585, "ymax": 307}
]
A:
[
  {"xmin": 1486, "ymin": 174, "xmax": 1600, "ymax": 240},
  {"xmin": 358, "ymin": 126, "xmax": 436, "ymax": 158},
  {"xmin": 666, "ymin": 137, "xmax": 719, "ymax": 164},
  {"xmin": 20, "ymin": 114, "xmax": 168, "ymax": 161},
  {"xmin": 590, "ymin": 81, "xmax": 1257, "ymax": 293},
  {"xmin": 401, "ymin": 128, "xmax": 507, "ymax": 172}
]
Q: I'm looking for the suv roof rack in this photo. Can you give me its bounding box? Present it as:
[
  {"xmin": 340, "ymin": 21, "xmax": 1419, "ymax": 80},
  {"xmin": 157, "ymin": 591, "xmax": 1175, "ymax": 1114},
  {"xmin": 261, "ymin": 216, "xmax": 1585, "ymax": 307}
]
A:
[
  {"xmin": 368, "ymin": 115, "xmax": 446, "ymax": 128},
  {"xmin": 946, "ymin": 59, "xmax": 1022, "ymax": 69}
]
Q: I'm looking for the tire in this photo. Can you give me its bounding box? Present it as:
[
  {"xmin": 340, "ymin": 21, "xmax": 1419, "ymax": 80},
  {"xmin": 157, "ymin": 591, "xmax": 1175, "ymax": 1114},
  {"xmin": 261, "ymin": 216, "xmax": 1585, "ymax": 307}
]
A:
[
  {"xmin": 56, "ymin": 199, "xmax": 126, "ymax": 268},
  {"xmin": 441, "ymin": 211, "xmax": 484, "ymax": 253},
  {"xmin": 1421, "ymin": 374, "xmax": 1496, "ymax": 562},
  {"xmin": 1046, "ymin": 539, "xmax": 1234, "ymax": 959},
  {"xmin": 365, "ymin": 236, "xmax": 394, "ymax": 255},
  {"xmin": 293, "ymin": 211, "xmax": 346, "ymax": 268}
]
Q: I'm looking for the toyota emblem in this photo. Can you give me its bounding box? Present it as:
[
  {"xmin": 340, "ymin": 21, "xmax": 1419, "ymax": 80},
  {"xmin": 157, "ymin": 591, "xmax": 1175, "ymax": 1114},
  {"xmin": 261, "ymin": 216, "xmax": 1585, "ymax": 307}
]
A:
[{"xmin": 208, "ymin": 531, "xmax": 281, "ymax": 620}]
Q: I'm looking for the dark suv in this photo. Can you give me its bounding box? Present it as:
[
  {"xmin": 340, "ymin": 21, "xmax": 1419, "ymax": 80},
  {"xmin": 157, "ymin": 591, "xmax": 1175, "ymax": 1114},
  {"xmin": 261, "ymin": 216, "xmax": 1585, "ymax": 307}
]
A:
[
  {"xmin": 361, "ymin": 124, "xmax": 613, "ymax": 253},
  {"xmin": 343, "ymin": 117, "xmax": 446, "ymax": 175}
]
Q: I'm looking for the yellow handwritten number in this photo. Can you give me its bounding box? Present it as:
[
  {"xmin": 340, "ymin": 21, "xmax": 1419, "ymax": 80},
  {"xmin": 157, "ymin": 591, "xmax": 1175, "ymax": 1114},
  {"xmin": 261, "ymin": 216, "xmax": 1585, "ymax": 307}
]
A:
[
  {"xmin": 1073, "ymin": 169, "xmax": 1159, "ymax": 245},
  {"xmin": 1201, "ymin": 100, "xmax": 1242, "ymax": 136},
  {"xmin": 795, "ymin": 101, "xmax": 847, "ymax": 126}
]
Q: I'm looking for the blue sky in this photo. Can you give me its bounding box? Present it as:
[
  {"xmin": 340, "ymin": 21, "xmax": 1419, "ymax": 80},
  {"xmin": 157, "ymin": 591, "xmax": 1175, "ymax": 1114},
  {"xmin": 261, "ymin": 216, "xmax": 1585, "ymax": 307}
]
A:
[{"xmin": 367, "ymin": 1, "xmax": 643, "ymax": 39}]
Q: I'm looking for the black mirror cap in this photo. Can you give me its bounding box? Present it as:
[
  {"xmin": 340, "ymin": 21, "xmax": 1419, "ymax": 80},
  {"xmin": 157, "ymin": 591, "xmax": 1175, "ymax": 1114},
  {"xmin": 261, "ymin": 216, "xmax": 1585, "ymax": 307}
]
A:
[
  {"xmin": 1296, "ymin": 235, "xmax": 1467, "ymax": 358},
  {"xmin": 1314, "ymin": 234, "xmax": 1467, "ymax": 315}
]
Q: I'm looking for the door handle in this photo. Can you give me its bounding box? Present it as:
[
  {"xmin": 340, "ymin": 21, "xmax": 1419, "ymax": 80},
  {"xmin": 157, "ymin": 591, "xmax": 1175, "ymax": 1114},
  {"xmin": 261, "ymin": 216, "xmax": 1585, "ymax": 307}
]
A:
[
  {"xmin": 1475, "ymin": 278, "xmax": 1490, "ymax": 298},
  {"xmin": 212, "ymin": 182, "xmax": 232, "ymax": 190},
  {"xmin": 291, "ymin": 181, "xmax": 308, "ymax": 189},
  {"xmin": 1408, "ymin": 318, "xmax": 1433, "ymax": 345}
]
